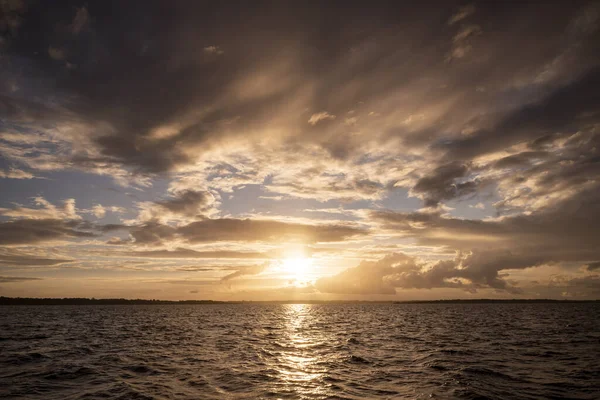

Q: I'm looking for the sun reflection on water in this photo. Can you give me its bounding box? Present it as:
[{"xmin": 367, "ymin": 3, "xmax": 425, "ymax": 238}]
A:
[{"xmin": 277, "ymin": 304, "xmax": 330, "ymax": 397}]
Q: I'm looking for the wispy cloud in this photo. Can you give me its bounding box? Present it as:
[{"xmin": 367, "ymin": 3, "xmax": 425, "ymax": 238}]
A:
[
  {"xmin": 308, "ymin": 112, "xmax": 336, "ymax": 125},
  {"xmin": 0, "ymin": 168, "xmax": 35, "ymax": 179}
]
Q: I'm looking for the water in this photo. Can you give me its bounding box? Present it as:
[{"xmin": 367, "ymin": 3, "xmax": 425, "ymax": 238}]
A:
[{"xmin": 0, "ymin": 303, "xmax": 598, "ymax": 399}]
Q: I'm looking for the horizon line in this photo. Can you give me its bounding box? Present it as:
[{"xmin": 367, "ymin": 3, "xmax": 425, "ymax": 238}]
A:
[{"xmin": 1, "ymin": 296, "xmax": 598, "ymax": 305}]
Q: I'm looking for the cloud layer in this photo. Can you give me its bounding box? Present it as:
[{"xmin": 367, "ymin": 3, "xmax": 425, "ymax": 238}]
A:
[{"xmin": 0, "ymin": 1, "xmax": 598, "ymax": 299}]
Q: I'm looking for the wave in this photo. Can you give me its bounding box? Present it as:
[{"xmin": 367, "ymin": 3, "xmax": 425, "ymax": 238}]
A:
[{"xmin": 0, "ymin": 303, "xmax": 597, "ymax": 399}]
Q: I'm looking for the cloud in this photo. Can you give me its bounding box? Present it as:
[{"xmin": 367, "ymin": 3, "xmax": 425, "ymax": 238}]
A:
[
  {"xmin": 438, "ymin": 67, "xmax": 600, "ymax": 162},
  {"xmin": 0, "ymin": 276, "xmax": 43, "ymax": 283},
  {"xmin": 448, "ymin": 4, "xmax": 475, "ymax": 25},
  {"xmin": 0, "ymin": 0, "xmax": 26, "ymax": 39},
  {"xmin": 0, "ymin": 219, "xmax": 97, "ymax": 245},
  {"xmin": 411, "ymin": 161, "xmax": 479, "ymax": 207},
  {"xmin": 316, "ymin": 250, "xmax": 550, "ymax": 295},
  {"xmin": 109, "ymin": 190, "xmax": 219, "ymax": 225},
  {"xmin": 1, "ymin": 1, "xmax": 597, "ymax": 184},
  {"xmin": 345, "ymin": 116, "xmax": 358, "ymax": 126},
  {"xmin": 0, "ymin": 197, "xmax": 81, "ymax": 220},
  {"xmin": 113, "ymin": 222, "xmax": 175, "ymax": 246},
  {"xmin": 176, "ymin": 266, "xmax": 218, "ymax": 272},
  {"xmin": 0, "ymin": 2, "xmax": 599, "ymax": 300},
  {"xmin": 260, "ymin": 154, "xmax": 389, "ymax": 202},
  {"xmin": 203, "ymin": 45, "xmax": 223, "ymax": 55},
  {"xmin": 81, "ymin": 205, "xmax": 125, "ymax": 219},
  {"xmin": 308, "ymin": 112, "xmax": 336, "ymax": 125},
  {"xmin": 533, "ymin": 275, "xmax": 600, "ymax": 299},
  {"xmin": 370, "ymin": 184, "xmax": 600, "ymax": 265},
  {"xmin": 470, "ymin": 202, "xmax": 485, "ymax": 210},
  {"xmin": 126, "ymin": 248, "xmax": 269, "ymax": 259},
  {"xmin": 118, "ymin": 218, "xmax": 366, "ymax": 246},
  {"xmin": 491, "ymin": 151, "xmax": 549, "ymax": 169},
  {"xmin": 587, "ymin": 262, "xmax": 600, "ymax": 271},
  {"xmin": 447, "ymin": 24, "xmax": 482, "ymax": 60},
  {"xmin": 163, "ymin": 279, "xmax": 215, "ymax": 286},
  {"xmin": 0, "ymin": 168, "xmax": 34, "ymax": 179},
  {"xmin": 0, "ymin": 252, "xmax": 73, "ymax": 266},
  {"xmin": 563, "ymin": 275, "xmax": 600, "ymax": 295},
  {"xmin": 0, "ymin": 199, "xmax": 114, "ymax": 246},
  {"xmin": 221, "ymin": 263, "xmax": 268, "ymax": 282},
  {"xmin": 316, "ymin": 253, "xmax": 415, "ymax": 295},
  {"xmin": 70, "ymin": 6, "xmax": 90, "ymax": 34},
  {"xmin": 135, "ymin": 190, "xmax": 217, "ymax": 222},
  {"xmin": 92, "ymin": 205, "xmax": 106, "ymax": 218},
  {"xmin": 48, "ymin": 46, "xmax": 66, "ymax": 60},
  {"xmin": 176, "ymin": 218, "xmax": 365, "ymax": 244},
  {"xmin": 453, "ymin": 24, "xmax": 482, "ymax": 43}
]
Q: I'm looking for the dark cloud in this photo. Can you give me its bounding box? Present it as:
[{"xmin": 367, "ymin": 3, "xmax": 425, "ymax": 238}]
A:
[
  {"xmin": 127, "ymin": 248, "xmax": 268, "ymax": 259},
  {"xmin": 177, "ymin": 266, "xmax": 220, "ymax": 272},
  {"xmin": 0, "ymin": 0, "xmax": 27, "ymax": 40},
  {"xmin": 353, "ymin": 179, "xmax": 384, "ymax": 196},
  {"xmin": 0, "ymin": 276, "xmax": 42, "ymax": 283},
  {"xmin": 491, "ymin": 151, "xmax": 549, "ymax": 169},
  {"xmin": 155, "ymin": 190, "xmax": 215, "ymax": 218},
  {"xmin": 2, "ymin": 1, "xmax": 335, "ymax": 172},
  {"xmin": 0, "ymin": 219, "xmax": 97, "ymax": 245},
  {"xmin": 117, "ymin": 218, "xmax": 366, "ymax": 246},
  {"xmin": 539, "ymin": 274, "xmax": 600, "ymax": 298},
  {"xmin": 563, "ymin": 275, "xmax": 600, "ymax": 295},
  {"xmin": 101, "ymin": 223, "xmax": 129, "ymax": 233},
  {"xmin": 122, "ymin": 190, "xmax": 218, "ymax": 224},
  {"xmin": 482, "ymin": 128, "xmax": 600, "ymax": 215},
  {"xmin": 411, "ymin": 162, "xmax": 480, "ymax": 207},
  {"xmin": 176, "ymin": 218, "xmax": 365, "ymax": 244},
  {"xmin": 370, "ymin": 184, "xmax": 600, "ymax": 266},
  {"xmin": 2, "ymin": 1, "xmax": 596, "ymax": 175},
  {"xmin": 438, "ymin": 67, "xmax": 600, "ymax": 163},
  {"xmin": 122, "ymin": 222, "xmax": 176, "ymax": 246},
  {"xmin": 586, "ymin": 262, "xmax": 600, "ymax": 271}
]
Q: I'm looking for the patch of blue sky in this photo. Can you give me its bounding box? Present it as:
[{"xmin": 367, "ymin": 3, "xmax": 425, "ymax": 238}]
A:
[{"xmin": 378, "ymin": 187, "xmax": 421, "ymax": 211}]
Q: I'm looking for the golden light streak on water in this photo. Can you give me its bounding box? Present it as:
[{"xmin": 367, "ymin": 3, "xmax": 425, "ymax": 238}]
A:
[{"xmin": 277, "ymin": 304, "xmax": 330, "ymax": 398}]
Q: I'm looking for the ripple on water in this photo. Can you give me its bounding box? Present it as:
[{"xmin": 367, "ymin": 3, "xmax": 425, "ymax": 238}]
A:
[{"xmin": 0, "ymin": 303, "xmax": 598, "ymax": 399}]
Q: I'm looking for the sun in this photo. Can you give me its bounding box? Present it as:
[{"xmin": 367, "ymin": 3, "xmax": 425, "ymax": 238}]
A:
[{"xmin": 281, "ymin": 257, "xmax": 313, "ymax": 282}]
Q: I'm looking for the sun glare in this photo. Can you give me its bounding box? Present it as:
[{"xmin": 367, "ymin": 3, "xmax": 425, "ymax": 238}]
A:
[{"xmin": 281, "ymin": 257, "xmax": 313, "ymax": 281}]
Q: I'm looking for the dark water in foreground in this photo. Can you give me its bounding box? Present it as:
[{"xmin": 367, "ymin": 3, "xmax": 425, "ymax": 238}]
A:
[{"xmin": 0, "ymin": 304, "xmax": 598, "ymax": 399}]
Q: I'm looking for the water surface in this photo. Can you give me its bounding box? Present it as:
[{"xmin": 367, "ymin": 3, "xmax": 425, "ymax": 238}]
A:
[{"xmin": 1, "ymin": 303, "xmax": 598, "ymax": 399}]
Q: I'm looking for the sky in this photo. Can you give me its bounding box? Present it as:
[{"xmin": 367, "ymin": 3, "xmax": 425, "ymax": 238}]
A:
[{"xmin": 0, "ymin": 0, "xmax": 599, "ymax": 300}]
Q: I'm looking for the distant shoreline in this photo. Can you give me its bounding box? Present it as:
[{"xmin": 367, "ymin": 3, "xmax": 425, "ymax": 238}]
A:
[{"xmin": 0, "ymin": 296, "xmax": 597, "ymax": 305}]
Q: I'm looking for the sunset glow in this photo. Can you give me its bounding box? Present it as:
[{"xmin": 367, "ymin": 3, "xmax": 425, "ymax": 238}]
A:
[
  {"xmin": 0, "ymin": 1, "xmax": 598, "ymax": 301},
  {"xmin": 1, "ymin": 3, "xmax": 598, "ymax": 400},
  {"xmin": 281, "ymin": 258, "xmax": 314, "ymax": 282}
]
